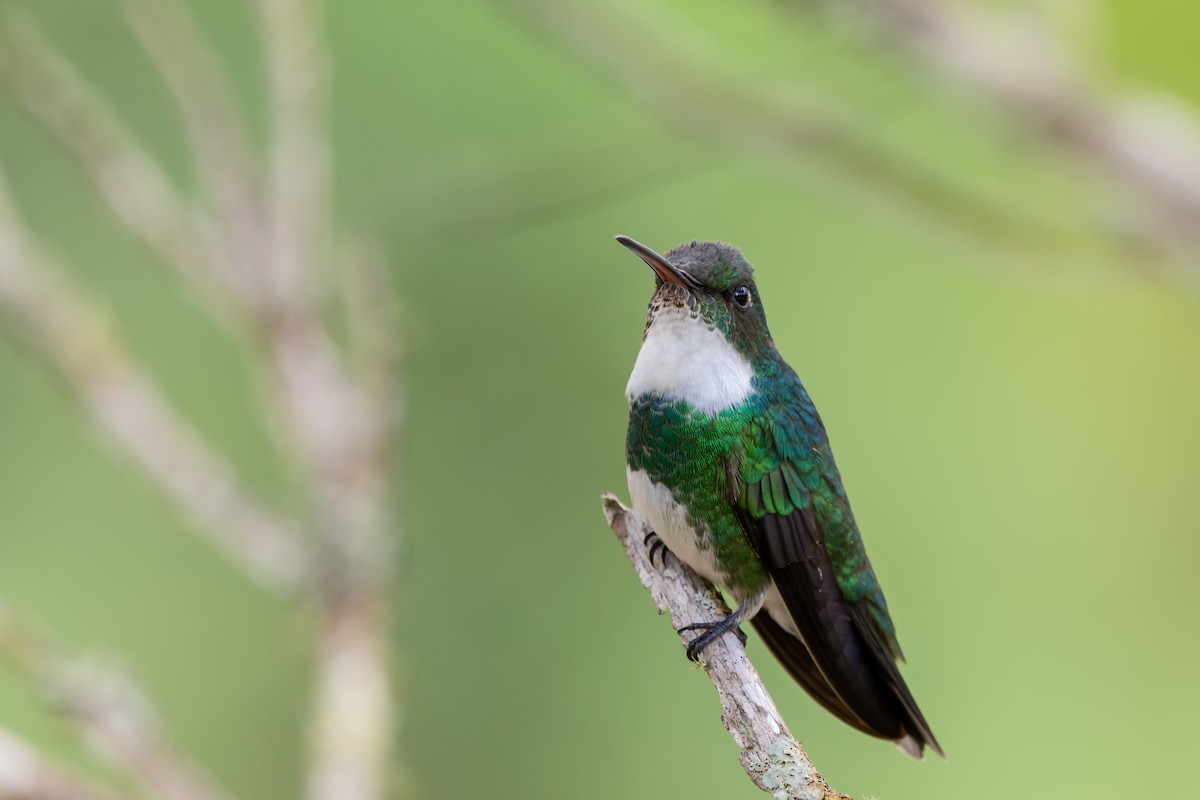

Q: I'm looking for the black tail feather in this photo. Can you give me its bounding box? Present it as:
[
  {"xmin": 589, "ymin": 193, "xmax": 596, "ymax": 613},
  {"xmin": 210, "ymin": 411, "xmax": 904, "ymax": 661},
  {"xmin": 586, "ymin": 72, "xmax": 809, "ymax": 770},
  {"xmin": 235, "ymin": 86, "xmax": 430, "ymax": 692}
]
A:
[
  {"xmin": 751, "ymin": 613, "xmax": 879, "ymax": 736},
  {"xmin": 753, "ymin": 508, "xmax": 943, "ymax": 758}
]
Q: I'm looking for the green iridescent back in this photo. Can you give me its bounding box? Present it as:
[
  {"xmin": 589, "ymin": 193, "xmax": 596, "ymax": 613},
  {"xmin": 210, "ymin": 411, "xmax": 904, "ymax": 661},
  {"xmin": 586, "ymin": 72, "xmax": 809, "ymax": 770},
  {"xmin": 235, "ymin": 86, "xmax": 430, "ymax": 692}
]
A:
[{"xmin": 627, "ymin": 359, "xmax": 902, "ymax": 658}]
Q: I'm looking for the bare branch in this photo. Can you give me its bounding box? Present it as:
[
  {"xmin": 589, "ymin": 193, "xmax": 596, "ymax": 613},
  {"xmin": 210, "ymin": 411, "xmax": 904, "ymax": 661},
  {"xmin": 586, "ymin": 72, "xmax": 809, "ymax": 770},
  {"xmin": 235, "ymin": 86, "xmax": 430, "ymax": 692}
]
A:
[
  {"xmin": 244, "ymin": 5, "xmax": 396, "ymax": 797},
  {"xmin": 0, "ymin": 163, "xmax": 311, "ymax": 593},
  {"xmin": 505, "ymin": 1, "xmax": 1090, "ymax": 263},
  {"xmin": 276, "ymin": 323, "xmax": 394, "ymax": 800},
  {"xmin": 337, "ymin": 240, "xmax": 404, "ymax": 466},
  {"xmin": 0, "ymin": 607, "xmax": 229, "ymax": 800},
  {"xmin": 283, "ymin": 352, "xmax": 394, "ymax": 800},
  {"xmin": 254, "ymin": 0, "xmax": 330, "ymax": 310},
  {"xmin": 0, "ymin": 727, "xmax": 117, "ymax": 800},
  {"xmin": 305, "ymin": 595, "xmax": 393, "ymax": 800},
  {"xmin": 118, "ymin": 0, "xmax": 267, "ymax": 286},
  {"xmin": 601, "ymin": 494, "xmax": 850, "ymax": 800},
  {"xmin": 0, "ymin": 5, "xmax": 400, "ymax": 798},
  {"xmin": 0, "ymin": 10, "xmax": 241, "ymax": 308},
  {"xmin": 802, "ymin": 0, "xmax": 1200, "ymax": 264}
]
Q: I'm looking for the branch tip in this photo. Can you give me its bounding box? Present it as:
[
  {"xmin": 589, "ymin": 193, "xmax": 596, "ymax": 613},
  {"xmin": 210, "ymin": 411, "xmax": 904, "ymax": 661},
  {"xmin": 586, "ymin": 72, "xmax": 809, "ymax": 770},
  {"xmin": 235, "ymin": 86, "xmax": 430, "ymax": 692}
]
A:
[{"xmin": 600, "ymin": 491, "xmax": 846, "ymax": 800}]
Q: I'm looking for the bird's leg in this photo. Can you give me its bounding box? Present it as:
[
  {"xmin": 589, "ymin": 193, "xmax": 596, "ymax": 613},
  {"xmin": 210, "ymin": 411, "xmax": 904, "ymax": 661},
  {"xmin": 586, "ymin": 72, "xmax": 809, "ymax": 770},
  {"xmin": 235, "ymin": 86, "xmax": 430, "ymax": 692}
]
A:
[
  {"xmin": 643, "ymin": 530, "xmax": 672, "ymax": 569},
  {"xmin": 679, "ymin": 585, "xmax": 768, "ymax": 662}
]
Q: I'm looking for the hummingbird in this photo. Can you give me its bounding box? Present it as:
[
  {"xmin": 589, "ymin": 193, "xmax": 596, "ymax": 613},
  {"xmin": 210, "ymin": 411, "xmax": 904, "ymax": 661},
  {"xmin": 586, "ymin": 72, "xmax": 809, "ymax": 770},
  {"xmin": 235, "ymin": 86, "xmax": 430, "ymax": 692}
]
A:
[{"xmin": 618, "ymin": 235, "xmax": 942, "ymax": 759}]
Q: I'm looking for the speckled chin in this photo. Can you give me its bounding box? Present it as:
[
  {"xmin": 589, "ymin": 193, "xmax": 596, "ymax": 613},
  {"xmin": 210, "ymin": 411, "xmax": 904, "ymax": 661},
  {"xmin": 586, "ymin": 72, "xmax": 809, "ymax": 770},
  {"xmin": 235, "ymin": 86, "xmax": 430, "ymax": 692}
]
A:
[{"xmin": 625, "ymin": 294, "xmax": 755, "ymax": 416}]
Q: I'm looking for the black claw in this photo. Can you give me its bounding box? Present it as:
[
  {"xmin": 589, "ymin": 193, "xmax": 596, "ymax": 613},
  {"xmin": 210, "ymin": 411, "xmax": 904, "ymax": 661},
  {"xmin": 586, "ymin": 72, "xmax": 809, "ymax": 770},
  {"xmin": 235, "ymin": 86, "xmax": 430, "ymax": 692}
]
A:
[
  {"xmin": 642, "ymin": 530, "xmax": 672, "ymax": 569},
  {"xmin": 678, "ymin": 618, "xmax": 747, "ymax": 661}
]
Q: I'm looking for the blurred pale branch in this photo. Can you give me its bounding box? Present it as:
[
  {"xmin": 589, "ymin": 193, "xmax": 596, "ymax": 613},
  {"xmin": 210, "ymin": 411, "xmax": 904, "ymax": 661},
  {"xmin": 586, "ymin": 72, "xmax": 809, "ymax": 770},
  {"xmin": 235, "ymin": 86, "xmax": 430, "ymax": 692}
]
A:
[
  {"xmin": 602, "ymin": 496, "xmax": 851, "ymax": 800},
  {"xmin": 257, "ymin": 0, "xmax": 330, "ymax": 305},
  {"xmin": 118, "ymin": 0, "xmax": 265, "ymax": 287},
  {"xmin": 0, "ymin": 165, "xmax": 311, "ymax": 592},
  {"xmin": 0, "ymin": 11, "xmax": 239, "ymax": 314},
  {"xmin": 821, "ymin": 0, "xmax": 1200, "ymax": 262},
  {"xmin": 0, "ymin": 727, "xmax": 118, "ymax": 800},
  {"xmin": 0, "ymin": 607, "xmax": 229, "ymax": 800},
  {"xmin": 0, "ymin": 2, "xmax": 400, "ymax": 800},
  {"xmin": 508, "ymin": 0, "xmax": 1200, "ymax": 277},
  {"xmin": 505, "ymin": 1, "xmax": 1100, "ymax": 260},
  {"xmin": 337, "ymin": 240, "xmax": 404, "ymax": 466},
  {"xmin": 250, "ymin": 3, "xmax": 395, "ymax": 797}
]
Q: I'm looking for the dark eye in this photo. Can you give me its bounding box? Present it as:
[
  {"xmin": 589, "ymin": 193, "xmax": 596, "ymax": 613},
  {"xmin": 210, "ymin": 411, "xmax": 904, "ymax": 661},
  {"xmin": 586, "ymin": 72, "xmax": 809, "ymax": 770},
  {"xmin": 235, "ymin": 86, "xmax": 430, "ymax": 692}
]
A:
[{"xmin": 732, "ymin": 285, "xmax": 751, "ymax": 308}]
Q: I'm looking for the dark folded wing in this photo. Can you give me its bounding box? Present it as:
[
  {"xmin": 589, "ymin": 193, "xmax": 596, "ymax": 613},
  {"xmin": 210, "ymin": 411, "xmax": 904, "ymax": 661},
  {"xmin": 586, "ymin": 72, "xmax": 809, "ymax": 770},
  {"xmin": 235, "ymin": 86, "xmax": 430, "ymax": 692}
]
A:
[{"xmin": 733, "ymin": 416, "xmax": 942, "ymax": 756}]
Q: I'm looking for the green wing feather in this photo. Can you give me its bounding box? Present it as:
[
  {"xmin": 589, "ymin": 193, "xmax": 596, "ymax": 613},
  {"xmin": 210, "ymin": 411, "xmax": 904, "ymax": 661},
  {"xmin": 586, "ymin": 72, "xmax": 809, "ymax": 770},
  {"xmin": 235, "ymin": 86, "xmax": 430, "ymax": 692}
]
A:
[
  {"xmin": 733, "ymin": 392, "xmax": 903, "ymax": 658},
  {"xmin": 731, "ymin": 379, "xmax": 941, "ymax": 755}
]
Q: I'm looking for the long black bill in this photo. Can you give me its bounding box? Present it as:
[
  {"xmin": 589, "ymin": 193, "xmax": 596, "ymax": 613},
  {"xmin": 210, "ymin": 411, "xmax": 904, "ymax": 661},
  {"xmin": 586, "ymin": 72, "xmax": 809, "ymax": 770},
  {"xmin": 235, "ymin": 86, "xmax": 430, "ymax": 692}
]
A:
[{"xmin": 615, "ymin": 235, "xmax": 699, "ymax": 290}]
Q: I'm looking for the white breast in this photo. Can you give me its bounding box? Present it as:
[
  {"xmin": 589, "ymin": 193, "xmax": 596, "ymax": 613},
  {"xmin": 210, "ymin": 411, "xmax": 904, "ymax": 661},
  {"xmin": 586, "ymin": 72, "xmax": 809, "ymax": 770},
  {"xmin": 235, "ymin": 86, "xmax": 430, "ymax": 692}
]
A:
[
  {"xmin": 627, "ymin": 468, "xmax": 801, "ymax": 623},
  {"xmin": 626, "ymin": 467, "xmax": 725, "ymax": 587},
  {"xmin": 625, "ymin": 306, "xmax": 754, "ymax": 414}
]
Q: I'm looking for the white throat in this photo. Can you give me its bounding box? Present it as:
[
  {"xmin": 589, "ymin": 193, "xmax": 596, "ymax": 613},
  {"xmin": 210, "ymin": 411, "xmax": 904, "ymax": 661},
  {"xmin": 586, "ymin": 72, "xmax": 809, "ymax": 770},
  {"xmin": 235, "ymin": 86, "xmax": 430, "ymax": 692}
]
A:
[{"xmin": 625, "ymin": 305, "xmax": 754, "ymax": 414}]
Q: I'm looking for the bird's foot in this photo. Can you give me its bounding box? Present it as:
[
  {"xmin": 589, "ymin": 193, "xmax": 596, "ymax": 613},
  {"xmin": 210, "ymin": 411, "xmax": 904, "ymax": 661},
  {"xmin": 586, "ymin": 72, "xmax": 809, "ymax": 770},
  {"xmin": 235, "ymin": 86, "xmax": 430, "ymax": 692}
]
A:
[
  {"xmin": 678, "ymin": 617, "xmax": 748, "ymax": 662},
  {"xmin": 643, "ymin": 530, "xmax": 673, "ymax": 569}
]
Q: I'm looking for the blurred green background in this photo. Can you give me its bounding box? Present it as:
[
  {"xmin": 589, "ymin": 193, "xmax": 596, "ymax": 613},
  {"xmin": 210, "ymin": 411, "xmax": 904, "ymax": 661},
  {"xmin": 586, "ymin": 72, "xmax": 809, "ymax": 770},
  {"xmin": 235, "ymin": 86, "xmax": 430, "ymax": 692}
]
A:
[{"xmin": 2, "ymin": 1, "xmax": 1199, "ymax": 799}]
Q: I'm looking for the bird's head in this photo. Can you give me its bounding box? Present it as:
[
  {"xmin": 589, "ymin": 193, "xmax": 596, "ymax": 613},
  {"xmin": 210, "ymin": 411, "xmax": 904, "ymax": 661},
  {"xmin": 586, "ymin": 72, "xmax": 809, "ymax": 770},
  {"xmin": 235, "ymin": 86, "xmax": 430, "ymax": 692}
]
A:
[{"xmin": 616, "ymin": 235, "xmax": 773, "ymax": 363}]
